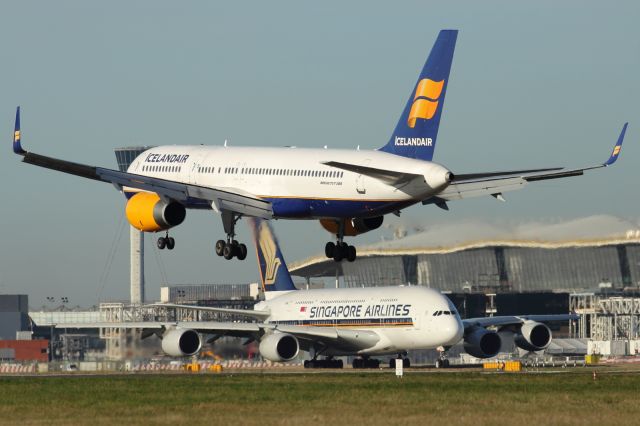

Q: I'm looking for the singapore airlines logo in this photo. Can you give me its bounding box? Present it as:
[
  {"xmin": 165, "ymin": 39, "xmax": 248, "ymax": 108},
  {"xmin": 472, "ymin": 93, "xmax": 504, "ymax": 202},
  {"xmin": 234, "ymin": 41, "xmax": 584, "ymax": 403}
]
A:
[
  {"xmin": 407, "ymin": 78, "xmax": 444, "ymax": 128},
  {"xmin": 258, "ymin": 222, "xmax": 281, "ymax": 285}
]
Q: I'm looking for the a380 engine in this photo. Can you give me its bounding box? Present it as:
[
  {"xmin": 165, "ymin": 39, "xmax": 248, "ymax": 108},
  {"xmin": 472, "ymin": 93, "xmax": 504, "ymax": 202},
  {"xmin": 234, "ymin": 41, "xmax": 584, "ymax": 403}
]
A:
[
  {"xmin": 125, "ymin": 192, "xmax": 186, "ymax": 232},
  {"xmin": 463, "ymin": 327, "xmax": 502, "ymax": 359},
  {"xmin": 258, "ymin": 333, "xmax": 300, "ymax": 362},
  {"xmin": 320, "ymin": 216, "xmax": 384, "ymax": 236},
  {"xmin": 513, "ymin": 321, "xmax": 552, "ymax": 352},
  {"xmin": 161, "ymin": 329, "xmax": 202, "ymax": 357}
]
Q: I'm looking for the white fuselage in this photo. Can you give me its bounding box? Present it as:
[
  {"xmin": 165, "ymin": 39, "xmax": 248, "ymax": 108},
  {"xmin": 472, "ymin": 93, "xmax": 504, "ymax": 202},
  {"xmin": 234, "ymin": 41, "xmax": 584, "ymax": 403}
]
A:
[
  {"xmin": 254, "ymin": 286, "xmax": 464, "ymax": 356},
  {"xmin": 126, "ymin": 146, "xmax": 451, "ymax": 219}
]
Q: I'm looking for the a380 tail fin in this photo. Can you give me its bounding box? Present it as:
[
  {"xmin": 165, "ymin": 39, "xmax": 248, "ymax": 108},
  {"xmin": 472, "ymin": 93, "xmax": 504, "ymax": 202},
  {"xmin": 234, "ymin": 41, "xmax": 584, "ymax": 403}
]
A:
[
  {"xmin": 248, "ymin": 218, "xmax": 297, "ymax": 293},
  {"xmin": 379, "ymin": 30, "xmax": 458, "ymax": 161}
]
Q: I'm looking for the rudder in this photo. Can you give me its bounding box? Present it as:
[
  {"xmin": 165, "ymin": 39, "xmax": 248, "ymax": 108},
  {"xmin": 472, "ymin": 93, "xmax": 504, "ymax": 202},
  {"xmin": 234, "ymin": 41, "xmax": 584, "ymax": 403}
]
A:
[{"xmin": 379, "ymin": 30, "xmax": 458, "ymax": 161}]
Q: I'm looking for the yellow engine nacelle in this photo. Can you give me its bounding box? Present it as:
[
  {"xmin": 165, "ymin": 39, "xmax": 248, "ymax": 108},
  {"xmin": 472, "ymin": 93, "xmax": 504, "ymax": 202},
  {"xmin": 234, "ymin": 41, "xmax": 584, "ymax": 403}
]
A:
[
  {"xmin": 125, "ymin": 192, "xmax": 186, "ymax": 232},
  {"xmin": 320, "ymin": 216, "xmax": 384, "ymax": 237}
]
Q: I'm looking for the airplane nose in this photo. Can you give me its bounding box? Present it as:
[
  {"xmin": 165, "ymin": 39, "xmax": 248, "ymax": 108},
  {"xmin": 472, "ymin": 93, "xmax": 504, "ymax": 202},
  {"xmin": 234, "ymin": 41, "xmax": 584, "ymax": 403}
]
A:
[{"xmin": 443, "ymin": 316, "xmax": 464, "ymax": 346}]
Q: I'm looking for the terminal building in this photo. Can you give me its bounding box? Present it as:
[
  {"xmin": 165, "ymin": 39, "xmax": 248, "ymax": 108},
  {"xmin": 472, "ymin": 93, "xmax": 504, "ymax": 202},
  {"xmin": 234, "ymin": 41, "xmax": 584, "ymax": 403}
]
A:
[{"xmin": 291, "ymin": 216, "xmax": 640, "ymax": 294}]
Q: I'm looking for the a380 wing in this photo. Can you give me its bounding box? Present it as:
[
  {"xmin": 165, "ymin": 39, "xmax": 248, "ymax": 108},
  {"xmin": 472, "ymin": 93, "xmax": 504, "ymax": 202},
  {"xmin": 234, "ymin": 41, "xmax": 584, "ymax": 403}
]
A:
[
  {"xmin": 462, "ymin": 314, "xmax": 577, "ymax": 331},
  {"xmin": 428, "ymin": 123, "xmax": 628, "ymax": 204},
  {"xmin": 53, "ymin": 320, "xmax": 379, "ymax": 352}
]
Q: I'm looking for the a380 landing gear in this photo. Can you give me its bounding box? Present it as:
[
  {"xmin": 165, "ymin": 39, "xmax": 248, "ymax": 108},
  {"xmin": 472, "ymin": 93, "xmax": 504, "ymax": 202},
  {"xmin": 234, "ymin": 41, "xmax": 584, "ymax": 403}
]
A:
[
  {"xmin": 214, "ymin": 210, "xmax": 247, "ymax": 261},
  {"xmin": 303, "ymin": 357, "xmax": 344, "ymax": 369},
  {"xmin": 325, "ymin": 220, "xmax": 357, "ymax": 262},
  {"xmin": 389, "ymin": 354, "xmax": 411, "ymax": 369},
  {"xmin": 157, "ymin": 232, "xmax": 175, "ymax": 250},
  {"xmin": 434, "ymin": 346, "xmax": 450, "ymax": 368},
  {"xmin": 352, "ymin": 357, "xmax": 380, "ymax": 369}
]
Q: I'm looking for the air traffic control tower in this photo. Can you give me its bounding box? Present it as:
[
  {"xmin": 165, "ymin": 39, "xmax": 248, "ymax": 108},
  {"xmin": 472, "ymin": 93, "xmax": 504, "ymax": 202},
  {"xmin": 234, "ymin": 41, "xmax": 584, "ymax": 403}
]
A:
[{"xmin": 114, "ymin": 147, "xmax": 153, "ymax": 305}]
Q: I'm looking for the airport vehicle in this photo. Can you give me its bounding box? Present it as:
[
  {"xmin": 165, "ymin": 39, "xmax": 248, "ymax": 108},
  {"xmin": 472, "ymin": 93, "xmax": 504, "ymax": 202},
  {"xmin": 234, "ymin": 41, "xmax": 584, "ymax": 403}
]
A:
[
  {"xmin": 56, "ymin": 218, "xmax": 573, "ymax": 368},
  {"xmin": 12, "ymin": 30, "xmax": 628, "ymax": 262}
]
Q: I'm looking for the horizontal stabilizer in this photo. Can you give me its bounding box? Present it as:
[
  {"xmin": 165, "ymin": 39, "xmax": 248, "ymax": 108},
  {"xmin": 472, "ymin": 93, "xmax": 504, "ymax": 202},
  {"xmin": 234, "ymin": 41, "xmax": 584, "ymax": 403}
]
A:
[{"xmin": 323, "ymin": 160, "xmax": 423, "ymax": 186}]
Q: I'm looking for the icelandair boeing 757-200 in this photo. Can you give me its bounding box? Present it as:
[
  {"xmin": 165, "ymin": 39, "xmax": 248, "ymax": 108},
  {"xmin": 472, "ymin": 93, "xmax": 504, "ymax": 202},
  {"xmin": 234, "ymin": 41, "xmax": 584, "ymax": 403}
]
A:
[
  {"xmin": 12, "ymin": 30, "xmax": 627, "ymax": 262},
  {"xmin": 57, "ymin": 218, "xmax": 574, "ymax": 369}
]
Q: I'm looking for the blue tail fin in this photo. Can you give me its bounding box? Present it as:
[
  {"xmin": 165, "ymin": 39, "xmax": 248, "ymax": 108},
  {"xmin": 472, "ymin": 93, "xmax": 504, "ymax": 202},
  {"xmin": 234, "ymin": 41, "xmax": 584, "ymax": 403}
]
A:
[
  {"xmin": 379, "ymin": 30, "xmax": 458, "ymax": 161},
  {"xmin": 13, "ymin": 106, "xmax": 25, "ymax": 155},
  {"xmin": 248, "ymin": 218, "xmax": 297, "ymax": 292}
]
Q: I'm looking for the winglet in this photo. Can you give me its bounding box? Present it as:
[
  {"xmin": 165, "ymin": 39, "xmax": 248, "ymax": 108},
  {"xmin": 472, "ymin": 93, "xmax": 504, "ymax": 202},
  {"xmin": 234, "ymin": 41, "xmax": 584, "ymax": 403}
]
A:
[
  {"xmin": 13, "ymin": 106, "xmax": 25, "ymax": 155},
  {"xmin": 604, "ymin": 123, "xmax": 628, "ymax": 166}
]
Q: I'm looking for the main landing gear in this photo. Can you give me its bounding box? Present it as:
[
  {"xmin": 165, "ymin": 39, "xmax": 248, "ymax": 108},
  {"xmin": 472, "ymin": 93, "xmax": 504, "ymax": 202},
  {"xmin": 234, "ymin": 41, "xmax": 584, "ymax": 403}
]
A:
[
  {"xmin": 324, "ymin": 220, "xmax": 357, "ymax": 262},
  {"xmin": 352, "ymin": 356, "xmax": 380, "ymax": 369},
  {"xmin": 215, "ymin": 239, "xmax": 247, "ymax": 260},
  {"xmin": 303, "ymin": 357, "xmax": 344, "ymax": 369},
  {"xmin": 214, "ymin": 211, "xmax": 247, "ymax": 261},
  {"xmin": 389, "ymin": 354, "xmax": 411, "ymax": 369},
  {"xmin": 157, "ymin": 232, "xmax": 175, "ymax": 250}
]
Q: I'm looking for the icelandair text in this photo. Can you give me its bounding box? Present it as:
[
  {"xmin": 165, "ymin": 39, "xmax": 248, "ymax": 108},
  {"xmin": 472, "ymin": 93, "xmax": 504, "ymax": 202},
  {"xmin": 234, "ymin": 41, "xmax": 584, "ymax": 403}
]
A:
[
  {"xmin": 394, "ymin": 136, "xmax": 433, "ymax": 147},
  {"xmin": 145, "ymin": 153, "xmax": 190, "ymax": 163}
]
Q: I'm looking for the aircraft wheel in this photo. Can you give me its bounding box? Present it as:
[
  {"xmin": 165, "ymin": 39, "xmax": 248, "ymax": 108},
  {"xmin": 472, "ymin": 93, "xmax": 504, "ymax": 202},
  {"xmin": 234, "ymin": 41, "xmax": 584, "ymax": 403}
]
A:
[
  {"xmin": 365, "ymin": 358, "xmax": 380, "ymax": 369},
  {"xmin": 403, "ymin": 358, "xmax": 410, "ymax": 368},
  {"xmin": 443, "ymin": 359, "xmax": 450, "ymax": 368},
  {"xmin": 435, "ymin": 359, "xmax": 443, "ymax": 369},
  {"xmin": 389, "ymin": 358, "xmax": 396, "ymax": 369},
  {"xmin": 223, "ymin": 243, "xmax": 235, "ymax": 260},
  {"xmin": 352, "ymin": 358, "xmax": 363, "ymax": 369},
  {"xmin": 215, "ymin": 240, "xmax": 225, "ymax": 256},
  {"xmin": 157, "ymin": 237, "xmax": 166, "ymax": 250},
  {"xmin": 166, "ymin": 237, "xmax": 175, "ymax": 250},
  {"xmin": 346, "ymin": 245, "xmax": 357, "ymax": 262},
  {"xmin": 237, "ymin": 243, "xmax": 247, "ymax": 260},
  {"xmin": 333, "ymin": 245, "xmax": 344, "ymax": 262},
  {"xmin": 325, "ymin": 242, "xmax": 335, "ymax": 258}
]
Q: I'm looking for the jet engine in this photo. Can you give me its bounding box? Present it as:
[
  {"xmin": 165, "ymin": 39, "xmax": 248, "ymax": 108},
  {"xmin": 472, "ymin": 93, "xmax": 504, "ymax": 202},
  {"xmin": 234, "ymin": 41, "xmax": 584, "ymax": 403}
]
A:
[
  {"xmin": 514, "ymin": 321, "xmax": 552, "ymax": 352},
  {"xmin": 161, "ymin": 329, "xmax": 202, "ymax": 357},
  {"xmin": 320, "ymin": 216, "xmax": 384, "ymax": 236},
  {"xmin": 258, "ymin": 333, "xmax": 299, "ymax": 362},
  {"xmin": 125, "ymin": 192, "xmax": 186, "ymax": 232},
  {"xmin": 463, "ymin": 327, "xmax": 502, "ymax": 359}
]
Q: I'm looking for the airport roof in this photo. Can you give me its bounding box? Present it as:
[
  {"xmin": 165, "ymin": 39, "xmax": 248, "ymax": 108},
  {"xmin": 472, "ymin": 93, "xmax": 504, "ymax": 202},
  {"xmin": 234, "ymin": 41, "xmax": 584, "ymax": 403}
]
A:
[{"xmin": 290, "ymin": 215, "xmax": 640, "ymax": 278}]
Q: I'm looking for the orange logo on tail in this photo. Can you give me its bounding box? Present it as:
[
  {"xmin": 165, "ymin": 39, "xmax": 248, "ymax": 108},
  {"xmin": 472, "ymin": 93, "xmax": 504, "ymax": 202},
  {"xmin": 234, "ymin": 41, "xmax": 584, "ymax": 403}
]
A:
[{"xmin": 407, "ymin": 79, "xmax": 444, "ymax": 128}]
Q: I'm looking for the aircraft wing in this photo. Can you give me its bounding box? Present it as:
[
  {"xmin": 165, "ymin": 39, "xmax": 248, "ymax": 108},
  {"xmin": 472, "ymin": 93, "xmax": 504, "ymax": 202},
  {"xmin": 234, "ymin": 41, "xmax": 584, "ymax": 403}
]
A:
[
  {"xmin": 462, "ymin": 314, "xmax": 577, "ymax": 330},
  {"xmin": 54, "ymin": 320, "xmax": 379, "ymax": 352},
  {"xmin": 182, "ymin": 322, "xmax": 380, "ymax": 352},
  {"xmin": 12, "ymin": 108, "xmax": 272, "ymax": 219},
  {"xmin": 430, "ymin": 123, "xmax": 628, "ymax": 204}
]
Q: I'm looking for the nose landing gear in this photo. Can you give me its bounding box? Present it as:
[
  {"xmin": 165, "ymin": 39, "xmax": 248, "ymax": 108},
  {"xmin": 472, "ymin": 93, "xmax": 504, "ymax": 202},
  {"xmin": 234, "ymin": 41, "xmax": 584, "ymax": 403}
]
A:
[{"xmin": 435, "ymin": 347, "xmax": 450, "ymax": 368}]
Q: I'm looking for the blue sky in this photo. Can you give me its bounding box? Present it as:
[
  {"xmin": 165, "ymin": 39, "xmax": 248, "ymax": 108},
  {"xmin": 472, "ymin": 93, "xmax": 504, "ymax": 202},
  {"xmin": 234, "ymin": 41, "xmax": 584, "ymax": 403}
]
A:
[{"xmin": 1, "ymin": 1, "xmax": 639, "ymax": 306}]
